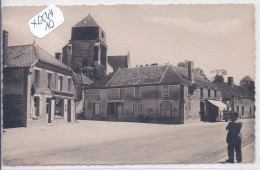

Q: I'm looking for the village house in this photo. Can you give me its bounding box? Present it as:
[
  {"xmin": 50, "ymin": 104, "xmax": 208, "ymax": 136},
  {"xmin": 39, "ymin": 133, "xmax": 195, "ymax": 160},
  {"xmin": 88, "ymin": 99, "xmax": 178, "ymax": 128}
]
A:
[
  {"xmin": 83, "ymin": 62, "xmax": 226, "ymax": 124},
  {"xmin": 3, "ymin": 31, "xmax": 76, "ymax": 128},
  {"xmin": 215, "ymin": 77, "xmax": 255, "ymax": 119}
]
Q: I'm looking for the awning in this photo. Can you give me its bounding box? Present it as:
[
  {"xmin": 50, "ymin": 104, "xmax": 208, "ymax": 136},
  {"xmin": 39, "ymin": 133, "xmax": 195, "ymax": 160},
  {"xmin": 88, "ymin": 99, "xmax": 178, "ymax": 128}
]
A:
[{"xmin": 208, "ymin": 100, "xmax": 227, "ymax": 111}]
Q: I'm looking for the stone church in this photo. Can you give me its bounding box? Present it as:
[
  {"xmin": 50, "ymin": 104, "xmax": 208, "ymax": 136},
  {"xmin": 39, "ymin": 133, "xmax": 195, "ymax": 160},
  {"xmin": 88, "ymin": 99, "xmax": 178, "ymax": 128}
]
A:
[{"xmin": 62, "ymin": 14, "xmax": 130, "ymax": 75}]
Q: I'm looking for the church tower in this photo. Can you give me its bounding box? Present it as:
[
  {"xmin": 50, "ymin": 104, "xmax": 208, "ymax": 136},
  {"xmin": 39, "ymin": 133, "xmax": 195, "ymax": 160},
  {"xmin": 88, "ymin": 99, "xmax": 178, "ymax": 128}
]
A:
[{"xmin": 63, "ymin": 14, "xmax": 108, "ymax": 73}]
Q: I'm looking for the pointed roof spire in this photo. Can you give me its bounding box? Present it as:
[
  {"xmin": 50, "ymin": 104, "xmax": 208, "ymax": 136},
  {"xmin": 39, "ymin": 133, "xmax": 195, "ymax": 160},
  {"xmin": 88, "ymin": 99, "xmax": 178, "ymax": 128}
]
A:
[{"xmin": 73, "ymin": 14, "xmax": 99, "ymax": 27}]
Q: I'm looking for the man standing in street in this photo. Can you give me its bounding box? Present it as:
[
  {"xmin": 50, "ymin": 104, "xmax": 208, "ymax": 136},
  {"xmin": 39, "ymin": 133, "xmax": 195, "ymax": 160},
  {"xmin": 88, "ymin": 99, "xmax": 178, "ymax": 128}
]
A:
[{"xmin": 226, "ymin": 112, "xmax": 243, "ymax": 163}]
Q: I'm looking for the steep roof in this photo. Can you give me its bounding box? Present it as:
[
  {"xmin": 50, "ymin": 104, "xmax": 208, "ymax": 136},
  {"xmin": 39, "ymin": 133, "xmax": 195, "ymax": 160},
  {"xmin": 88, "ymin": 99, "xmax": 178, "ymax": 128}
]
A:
[
  {"xmin": 74, "ymin": 73, "xmax": 93, "ymax": 85},
  {"xmin": 73, "ymin": 14, "xmax": 99, "ymax": 27},
  {"xmin": 214, "ymin": 82, "xmax": 253, "ymax": 99},
  {"xmin": 5, "ymin": 44, "xmax": 70, "ymax": 70},
  {"xmin": 170, "ymin": 66, "xmax": 215, "ymax": 88},
  {"xmin": 108, "ymin": 55, "xmax": 129, "ymax": 70},
  {"xmin": 90, "ymin": 64, "xmax": 217, "ymax": 89},
  {"xmin": 108, "ymin": 65, "xmax": 169, "ymax": 86}
]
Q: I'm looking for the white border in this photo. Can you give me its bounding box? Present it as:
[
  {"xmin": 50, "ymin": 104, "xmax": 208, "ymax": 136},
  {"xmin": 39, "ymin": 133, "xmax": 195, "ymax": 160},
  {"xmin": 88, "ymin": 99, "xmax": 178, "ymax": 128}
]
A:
[{"xmin": 2, "ymin": 0, "xmax": 260, "ymax": 170}]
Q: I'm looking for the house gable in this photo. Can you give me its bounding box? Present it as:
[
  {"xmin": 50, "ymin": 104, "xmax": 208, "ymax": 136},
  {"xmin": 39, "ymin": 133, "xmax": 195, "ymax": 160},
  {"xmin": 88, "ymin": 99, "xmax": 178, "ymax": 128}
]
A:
[{"xmin": 159, "ymin": 66, "xmax": 183, "ymax": 84}]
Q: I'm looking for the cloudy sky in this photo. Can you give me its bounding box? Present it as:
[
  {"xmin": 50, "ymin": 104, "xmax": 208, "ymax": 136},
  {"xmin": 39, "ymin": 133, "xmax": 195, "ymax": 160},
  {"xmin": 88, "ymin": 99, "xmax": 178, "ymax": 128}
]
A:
[{"xmin": 2, "ymin": 4, "xmax": 255, "ymax": 84}]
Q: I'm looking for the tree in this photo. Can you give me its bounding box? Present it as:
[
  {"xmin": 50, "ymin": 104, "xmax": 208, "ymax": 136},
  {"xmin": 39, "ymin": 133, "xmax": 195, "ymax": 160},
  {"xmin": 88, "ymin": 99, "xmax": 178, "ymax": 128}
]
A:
[
  {"xmin": 212, "ymin": 75, "xmax": 224, "ymax": 83},
  {"xmin": 240, "ymin": 76, "xmax": 255, "ymax": 98},
  {"xmin": 82, "ymin": 62, "xmax": 106, "ymax": 81},
  {"xmin": 211, "ymin": 69, "xmax": 227, "ymax": 83},
  {"xmin": 177, "ymin": 60, "xmax": 206, "ymax": 76}
]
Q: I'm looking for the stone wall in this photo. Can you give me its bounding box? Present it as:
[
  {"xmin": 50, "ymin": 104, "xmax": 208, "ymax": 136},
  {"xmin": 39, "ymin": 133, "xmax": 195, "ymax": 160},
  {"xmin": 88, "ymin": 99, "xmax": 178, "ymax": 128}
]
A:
[{"xmin": 84, "ymin": 84, "xmax": 181, "ymax": 123}]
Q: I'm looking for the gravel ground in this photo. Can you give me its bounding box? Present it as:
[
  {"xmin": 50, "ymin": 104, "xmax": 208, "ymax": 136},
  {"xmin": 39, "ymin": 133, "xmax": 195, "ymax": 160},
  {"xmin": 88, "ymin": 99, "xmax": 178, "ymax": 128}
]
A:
[{"xmin": 3, "ymin": 118, "xmax": 255, "ymax": 166}]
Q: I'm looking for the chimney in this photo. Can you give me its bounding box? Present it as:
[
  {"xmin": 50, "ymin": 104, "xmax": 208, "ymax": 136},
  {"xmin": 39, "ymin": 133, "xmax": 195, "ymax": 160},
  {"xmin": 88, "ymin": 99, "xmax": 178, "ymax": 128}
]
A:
[
  {"xmin": 55, "ymin": 52, "xmax": 62, "ymax": 61},
  {"xmin": 3, "ymin": 30, "xmax": 8, "ymax": 65},
  {"xmin": 228, "ymin": 77, "xmax": 234, "ymax": 86},
  {"xmin": 188, "ymin": 61, "xmax": 194, "ymax": 81},
  {"xmin": 151, "ymin": 63, "xmax": 158, "ymax": 66}
]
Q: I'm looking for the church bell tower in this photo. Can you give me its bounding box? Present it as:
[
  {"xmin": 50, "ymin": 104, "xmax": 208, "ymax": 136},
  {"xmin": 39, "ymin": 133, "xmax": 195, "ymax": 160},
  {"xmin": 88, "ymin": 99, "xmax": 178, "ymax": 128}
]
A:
[{"xmin": 63, "ymin": 14, "xmax": 108, "ymax": 73}]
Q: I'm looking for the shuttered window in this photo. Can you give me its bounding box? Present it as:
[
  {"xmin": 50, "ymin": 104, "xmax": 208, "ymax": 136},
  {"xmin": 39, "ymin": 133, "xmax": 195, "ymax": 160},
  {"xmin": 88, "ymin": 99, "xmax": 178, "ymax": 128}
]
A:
[
  {"xmin": 135, "ymin": 87, "xmax": 141, "ymax": 98},
  {"xmin": 163, "ymin": 86, "xmax": 169, "ymax": 97},
  {"xmin": 120, "ymin": 88, "xmax": 125, "ymax": 98},
  {"xmin": 133, "ymin": 102, "xmax": 142, "ymax": 116},
  {"xmin": 93, "ymin": 102, "xmax": 100, "ymax": 115}
]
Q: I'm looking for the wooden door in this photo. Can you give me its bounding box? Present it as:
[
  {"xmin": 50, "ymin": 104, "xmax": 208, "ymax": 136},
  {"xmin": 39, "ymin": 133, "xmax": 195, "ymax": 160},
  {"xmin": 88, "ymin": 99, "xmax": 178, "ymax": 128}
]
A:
[
  {"xmin": 116, "ymin": 103, "xmax": 123, "ymax": 120},
  {"xmin": 68, "ymin": 100, "xmax": 71, "ymax": 122}
]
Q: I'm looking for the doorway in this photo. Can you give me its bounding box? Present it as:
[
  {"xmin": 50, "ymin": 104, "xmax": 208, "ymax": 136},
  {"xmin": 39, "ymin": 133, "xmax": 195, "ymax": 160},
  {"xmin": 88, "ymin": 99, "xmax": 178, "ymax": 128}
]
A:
[
  {"xmin": 67, "ymin": 100, "xmax": 71, "ymax": 122},
  {"xmin": 46, "ymin": 98, "xmax": 52, "ymax": 123},
  {"xmin": 34, "ymin": 96, "xmax": 40, "ymax": 117},
  {"xmin": 107, "ymin": 102, "xmax": 123, "ymax": 120},
  {"xmin": 200, "ymin": 102, "xmax": 205, "ymax": 121},
  {"xmin": 160, "ymin": 101, "xmax": 172, "ymax": 117}
]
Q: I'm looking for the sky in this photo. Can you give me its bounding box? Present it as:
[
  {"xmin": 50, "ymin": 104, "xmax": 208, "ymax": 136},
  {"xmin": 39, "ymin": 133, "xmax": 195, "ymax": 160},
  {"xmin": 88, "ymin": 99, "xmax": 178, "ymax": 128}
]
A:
[{"xmin": 2, "ymin": 4, "xmax": 256, "ymax": 84}]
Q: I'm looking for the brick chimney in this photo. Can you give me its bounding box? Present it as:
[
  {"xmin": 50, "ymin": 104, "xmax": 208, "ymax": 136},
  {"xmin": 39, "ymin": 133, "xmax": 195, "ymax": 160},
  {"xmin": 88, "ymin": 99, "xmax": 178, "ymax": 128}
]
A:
[
  {"xmin": 228, "ymin": 77, "xmax": 234, "ymax": 86},
  {"xmin": 55, "ymin": 52, "xmax": 62, "ymax": 61},
  {"xmin": 3, "ymin": 30, "xmax": 8, "ymax": 65},
  {"xmin": 188, "ymin": 61, "xmax": 194, "ymax": 81}
]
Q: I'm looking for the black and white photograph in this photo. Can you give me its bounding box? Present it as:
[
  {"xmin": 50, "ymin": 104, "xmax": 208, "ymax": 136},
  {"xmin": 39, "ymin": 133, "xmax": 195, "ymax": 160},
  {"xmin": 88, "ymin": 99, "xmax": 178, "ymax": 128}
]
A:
[{"xmin": 1, "ymin": 1, "xmax": 258, "ymax": 169}]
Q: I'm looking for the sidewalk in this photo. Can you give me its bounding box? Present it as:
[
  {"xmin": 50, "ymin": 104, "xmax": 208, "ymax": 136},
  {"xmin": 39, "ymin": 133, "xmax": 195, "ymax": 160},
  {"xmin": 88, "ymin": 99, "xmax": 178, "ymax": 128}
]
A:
[{"xmin": 216, "ymin": 142, "xmax": 255, "ymax": 163}]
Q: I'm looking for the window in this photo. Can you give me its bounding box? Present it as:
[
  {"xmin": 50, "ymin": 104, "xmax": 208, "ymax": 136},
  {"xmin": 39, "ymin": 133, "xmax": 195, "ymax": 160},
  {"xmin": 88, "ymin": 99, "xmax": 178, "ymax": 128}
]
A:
[
  {"xmin": 135, "ymin": 87, "xmax": 141, "ymax": 98},
  {"xmin": 200, "ymin": 87, "xmax": 203, "ymax": 97},
  {"xmin": 163, "ymin": 86, "xmax": 169, "ymax": 97},
  {"xmin": 68, "ymin": 78, "xmax": 72, "ymax": 92},
  {"xmin": 47, "ymin": 73, "xmax": 52, "ymax": 89},
  {"xmin": 54, "ymin": 99, "xmax": 64, "ymax": 117},
  {"xmin": 160, "ymin": 101, "xmax": 172, "ymax": 117},
  {"xmin": 208, "ymin": 89, "xmax": 211, "ymax": 98},
  {"xmin": 93, "ymin": 102, "xmax": 100, "ymax": 115},
  {"xmin": 214, "ymin": 90, "xmax": 217, "ymax": 98},
  {"xmin": 241, "ymin": 106, "xmax": 244, "ymax": 116},
  {"xmin": 35, "ymin": 70, "xmax": 40, "ymax": 87},
  {"xmin": 133, "ymin": 102, "xmax": 142, "ymax": 116},
  {"xmin": 237, "ymin": 105, "xmax": 239, "ymax": 113},
  {"xmin": 57, "ymin": 76, "xmax": 63, "ymax": 91},
  {"xmin": 119, "ymin": 88, "xmax": 125, "ymax": 98},
  {"xmin": 250, "ymin": 106, "xmax": 252, "ymax": 115},
  {"xmin": 46, "ymin": 102, "xmax": 50, "ymax": 114}
]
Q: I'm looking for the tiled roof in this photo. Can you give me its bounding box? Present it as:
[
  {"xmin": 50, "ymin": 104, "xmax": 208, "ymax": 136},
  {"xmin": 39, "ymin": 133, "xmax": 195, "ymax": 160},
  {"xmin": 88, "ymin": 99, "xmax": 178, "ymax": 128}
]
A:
[
  {"xmin": 91, "ymin": 64, "xmax": 217, "ymax": 89},
  {"xmin": 108, "ymin": 55, "xmax": 128, "ymax": 70},
  {"xmin": 89, "ymin": 71, "xmax": 117, "ymax": 88},
  {"xmin": 5, "ymin": 44, "xmax": 37, "ymax": 67},
  {"xmin": 5, "ymin": 44, "xmax": 69, "ymax": 70},
  {"xmin": 35, "ymin": 45, "xmax": 70, "ymax": 70},
  {"xmin": 74, "ymin": 73, "xmax": 93, "ymax": 85},
  {"xmin": 214, "ymin": 82, "xmax": 253, "ymax": 99},
  {"xmin": 108, "ymin": 65, "xmax": 169, "ymax": 86},
  {"xmin": 170, "ymin": 66, "xmax": 215, "ymax": 88},
  {"xmin": 73, "ymin": 14, "xmax": 99, "ymax": 27}
]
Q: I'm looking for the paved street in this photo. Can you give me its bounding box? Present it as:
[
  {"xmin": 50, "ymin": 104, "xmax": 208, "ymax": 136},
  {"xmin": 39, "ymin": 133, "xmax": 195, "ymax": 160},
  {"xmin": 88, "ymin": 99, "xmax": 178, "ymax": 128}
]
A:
[{"xmin": 3, "ymin": 119, "xmax": 255, "ymax": 165}]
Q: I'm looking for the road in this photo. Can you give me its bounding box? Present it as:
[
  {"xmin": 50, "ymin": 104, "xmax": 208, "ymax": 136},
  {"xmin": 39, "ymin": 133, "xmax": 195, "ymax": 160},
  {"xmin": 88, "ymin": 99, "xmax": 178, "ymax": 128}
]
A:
[{"xmin": 3, "ymin": 119, "xmax": 255, "ymax": 165}]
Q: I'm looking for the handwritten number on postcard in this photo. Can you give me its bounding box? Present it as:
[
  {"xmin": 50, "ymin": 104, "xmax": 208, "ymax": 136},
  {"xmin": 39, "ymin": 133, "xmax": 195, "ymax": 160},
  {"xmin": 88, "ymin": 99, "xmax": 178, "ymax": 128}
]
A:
[{"xmin": 29, "ymin": 5, "xmax": 64, "ymax": 38}]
